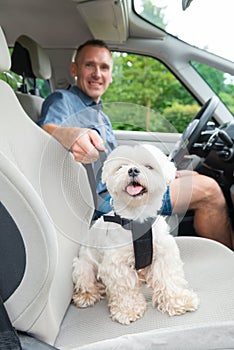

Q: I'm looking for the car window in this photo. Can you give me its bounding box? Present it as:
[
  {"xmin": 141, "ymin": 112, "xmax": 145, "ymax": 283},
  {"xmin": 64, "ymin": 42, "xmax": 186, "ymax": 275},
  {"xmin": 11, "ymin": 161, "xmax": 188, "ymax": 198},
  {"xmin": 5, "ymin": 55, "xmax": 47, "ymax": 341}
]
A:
[
  {"xmin": 133, "ymin": 0, "xmax": 234, "ymax": 62},
  {"xmin": 102, "ymin": 52, "xmax": 200, "ymax": 133},
  {"xmin": 0, "ymin": 69, "xmax": 51, "ymax": 98},
  {"xmin": 0, "ymin": 48, "xmax": 51, "ymax": 99},
  {"xmin": 191, "ymin": 61, "xmax": 234, "ymax": 115}
]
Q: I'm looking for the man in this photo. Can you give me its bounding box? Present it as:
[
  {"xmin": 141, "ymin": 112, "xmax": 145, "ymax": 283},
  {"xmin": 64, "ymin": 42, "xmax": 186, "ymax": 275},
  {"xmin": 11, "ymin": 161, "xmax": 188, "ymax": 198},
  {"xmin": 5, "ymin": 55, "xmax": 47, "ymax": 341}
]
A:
[{"xmin": 38, "ymin": 39, "xmax": 233, "ymax": 250}]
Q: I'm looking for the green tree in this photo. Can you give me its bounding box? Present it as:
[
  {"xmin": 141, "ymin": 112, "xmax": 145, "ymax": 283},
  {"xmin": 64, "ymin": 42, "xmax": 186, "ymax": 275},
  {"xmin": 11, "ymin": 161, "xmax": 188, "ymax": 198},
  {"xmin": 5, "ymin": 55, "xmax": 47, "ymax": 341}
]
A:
[
  {"xmin": 103, "ymin": 1, "xmax": 234, "ymax": 132},
  {"xmin": 103, "ymin": 53, "xmax": 195, "ymax": 132},
  {"xmin": 192, "ymin": 61, "xmax": 226, "ymax": 94},
  {"xmin": 163, "ymin": 103, "xmax": 200, "ymax": 133},
  {"xmin": 135, "ymin": 0, "xmax": 167, "ymax": 29}
]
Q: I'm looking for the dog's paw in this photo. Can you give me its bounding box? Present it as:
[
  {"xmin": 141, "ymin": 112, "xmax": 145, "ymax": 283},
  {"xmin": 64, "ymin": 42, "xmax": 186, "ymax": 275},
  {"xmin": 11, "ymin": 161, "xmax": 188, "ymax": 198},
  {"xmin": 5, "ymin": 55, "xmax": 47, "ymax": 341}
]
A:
[
  {"xmin": 72, "ymin": 282, "xmax": 106, "ymax": 308},
  {"xmin": 109, "ymin": 292, "xmax": 147, "ymax": 325},
  {"xmin": 153, "ymin": 288, "xmax": 199, "ymax": 316}
]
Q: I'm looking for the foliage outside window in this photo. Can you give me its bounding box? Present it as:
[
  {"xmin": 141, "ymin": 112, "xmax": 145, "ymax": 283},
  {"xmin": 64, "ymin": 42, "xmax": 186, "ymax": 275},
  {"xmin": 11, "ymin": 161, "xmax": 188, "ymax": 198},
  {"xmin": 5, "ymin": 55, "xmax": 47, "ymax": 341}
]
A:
[
  {"xmin": 103, "ymin": 52, "xmax": 199, "ymax": 133},
  {"xmin": 191, "ymin": 61, "xmax": 234, "ymax": 115},
  {"xmin": 0, "ymin": 48, "xmax": 51, "ymax": 98},
  {"xmin": 0, "ymin": 70, "xmax": 50, "ymax": 99}
]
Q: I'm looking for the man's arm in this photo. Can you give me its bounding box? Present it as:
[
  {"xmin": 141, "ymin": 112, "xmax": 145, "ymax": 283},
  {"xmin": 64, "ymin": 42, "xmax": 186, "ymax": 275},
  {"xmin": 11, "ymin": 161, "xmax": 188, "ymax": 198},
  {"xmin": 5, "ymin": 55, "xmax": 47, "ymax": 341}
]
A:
[{"xmin": 42, "ymin": 123, "xmax": 106, "ymax": 163}]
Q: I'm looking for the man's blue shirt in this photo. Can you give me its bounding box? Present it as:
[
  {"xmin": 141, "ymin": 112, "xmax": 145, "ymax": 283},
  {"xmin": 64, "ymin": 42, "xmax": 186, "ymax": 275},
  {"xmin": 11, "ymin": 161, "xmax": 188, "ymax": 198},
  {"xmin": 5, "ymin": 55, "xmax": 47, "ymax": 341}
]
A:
[
  {"xmin": 39, "ymin": 85, "xmax": 117, "ymax": 150},
  {"xmin": 39, "ymin": 85, "xmax": 117, "ymax": 194},
  {"xmin": 39, "ymin": 85, "xmax": 172, "ymax": 217}
]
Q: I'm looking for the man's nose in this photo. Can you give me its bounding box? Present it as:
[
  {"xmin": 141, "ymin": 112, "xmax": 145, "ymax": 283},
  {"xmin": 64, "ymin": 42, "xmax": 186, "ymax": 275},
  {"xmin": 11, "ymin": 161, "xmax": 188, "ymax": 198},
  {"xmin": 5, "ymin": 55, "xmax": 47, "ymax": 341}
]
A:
[{"xmin": 92, "ymin": 65, "xmax": 101, "ymax": 77}]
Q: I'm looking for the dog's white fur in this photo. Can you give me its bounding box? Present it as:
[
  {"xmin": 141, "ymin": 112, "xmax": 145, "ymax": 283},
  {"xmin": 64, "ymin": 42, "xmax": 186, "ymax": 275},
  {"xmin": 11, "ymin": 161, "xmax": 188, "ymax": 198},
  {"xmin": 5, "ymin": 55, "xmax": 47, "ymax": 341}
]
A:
[{"xmin": 72, "ymin": 144, "xmax": 199, "ymax": 324}]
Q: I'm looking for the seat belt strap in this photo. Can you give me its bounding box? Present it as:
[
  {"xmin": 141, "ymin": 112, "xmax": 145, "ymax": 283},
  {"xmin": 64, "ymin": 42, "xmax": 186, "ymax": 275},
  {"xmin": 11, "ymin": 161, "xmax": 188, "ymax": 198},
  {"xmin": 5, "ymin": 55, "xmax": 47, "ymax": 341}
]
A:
[
  {"xmin": 83, "ymin": 163, "xmax": 98, "ymax": 209},
  {"xmin": 84, "ymin": 150, "xmax": 108, "ymax": 215}
]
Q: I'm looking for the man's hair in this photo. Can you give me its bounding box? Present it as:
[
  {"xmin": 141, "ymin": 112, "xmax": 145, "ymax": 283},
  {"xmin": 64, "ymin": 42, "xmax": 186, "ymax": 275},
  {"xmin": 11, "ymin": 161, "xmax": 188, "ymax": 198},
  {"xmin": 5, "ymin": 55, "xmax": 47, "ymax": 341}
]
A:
[{"xmin": 73, "ymin": 39, "xmax": 112, "ymax": 63}]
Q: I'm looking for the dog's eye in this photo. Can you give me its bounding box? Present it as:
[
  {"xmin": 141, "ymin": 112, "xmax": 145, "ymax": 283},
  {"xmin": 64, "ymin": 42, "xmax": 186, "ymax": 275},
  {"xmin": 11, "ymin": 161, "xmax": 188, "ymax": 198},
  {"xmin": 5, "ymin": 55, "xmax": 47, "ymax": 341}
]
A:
[
  {"xmin": 117, "ymin": 163, "xmax": 128, "ymax": 171},
  {"xmin": 145, "ymin": 165, "xmax": 153, "ymax": 170}
]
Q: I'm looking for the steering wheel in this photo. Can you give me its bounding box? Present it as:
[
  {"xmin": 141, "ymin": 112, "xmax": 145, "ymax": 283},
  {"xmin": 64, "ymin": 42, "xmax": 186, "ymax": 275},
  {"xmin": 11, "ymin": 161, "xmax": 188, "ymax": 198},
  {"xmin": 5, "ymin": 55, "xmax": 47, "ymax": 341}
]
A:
[{"xmin": 169, "ymin": 96, "xmax": 219, "ymax": 166}]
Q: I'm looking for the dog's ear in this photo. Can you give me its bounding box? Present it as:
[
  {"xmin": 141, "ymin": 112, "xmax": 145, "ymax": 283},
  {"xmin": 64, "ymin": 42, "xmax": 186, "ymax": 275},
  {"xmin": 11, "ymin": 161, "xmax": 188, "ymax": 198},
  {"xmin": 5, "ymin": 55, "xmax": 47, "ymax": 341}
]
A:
[
  {"xmin": 154, "ymin": 148, "xmax": 176, "ymax": 184},
  {"xmin": 101, "ymin": 159, "xmax": 110, "ymax": 184},
  {"xmin": 163, "ymin": 159, "xmax": 176, "ymax": 184},
  {"xmin": 142, "ymin": 144, "xmax": 176, "ymax": 185},
  {"xmin": 101, "ymin": 145, "xmax": 129, "ymax": 184}
]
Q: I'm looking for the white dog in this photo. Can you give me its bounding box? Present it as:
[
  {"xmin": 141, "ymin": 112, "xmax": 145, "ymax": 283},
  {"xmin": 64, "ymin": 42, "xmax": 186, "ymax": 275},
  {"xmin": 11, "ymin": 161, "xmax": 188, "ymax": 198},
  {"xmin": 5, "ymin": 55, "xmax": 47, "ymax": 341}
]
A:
[{"xmin": 72, "ymin": 144, "xmax": 199, "ymax": 324}]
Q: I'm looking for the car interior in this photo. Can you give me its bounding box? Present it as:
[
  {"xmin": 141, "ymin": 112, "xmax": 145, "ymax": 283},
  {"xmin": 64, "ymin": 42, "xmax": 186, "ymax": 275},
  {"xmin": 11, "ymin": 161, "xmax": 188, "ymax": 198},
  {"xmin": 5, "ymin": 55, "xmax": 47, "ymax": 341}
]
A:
[
  {"xmin": 1, "ymin": 0, "xmax": 234, "ymax": 349},
  {"xmin": 10, "ymin": 34, "xmax": 52, "ymax": 122}
]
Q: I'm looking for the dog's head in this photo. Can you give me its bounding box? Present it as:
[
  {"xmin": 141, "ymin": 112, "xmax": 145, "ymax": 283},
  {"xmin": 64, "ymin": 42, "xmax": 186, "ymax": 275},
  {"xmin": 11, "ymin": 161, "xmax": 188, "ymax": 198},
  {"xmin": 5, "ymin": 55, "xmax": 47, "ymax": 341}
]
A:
[{"xmin": 102, "ymin": 144, "xmax": 176, "ymax": 221}]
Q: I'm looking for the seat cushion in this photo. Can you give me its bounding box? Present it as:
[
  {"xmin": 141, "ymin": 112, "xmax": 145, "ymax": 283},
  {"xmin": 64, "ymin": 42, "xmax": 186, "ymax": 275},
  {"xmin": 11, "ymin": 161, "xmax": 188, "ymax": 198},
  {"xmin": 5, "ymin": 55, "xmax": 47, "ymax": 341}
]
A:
[{"xmin": 54, "ymin": 237, "xmax": 234, "ymax": 349}]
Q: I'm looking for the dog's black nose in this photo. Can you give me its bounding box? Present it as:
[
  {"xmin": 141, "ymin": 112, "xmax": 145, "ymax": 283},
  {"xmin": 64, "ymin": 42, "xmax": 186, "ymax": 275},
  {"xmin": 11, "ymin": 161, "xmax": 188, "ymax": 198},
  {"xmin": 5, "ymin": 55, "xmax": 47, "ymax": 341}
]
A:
[{"xmin": 128, "ymin": 167, "xmax": 140, "ymax": 177}]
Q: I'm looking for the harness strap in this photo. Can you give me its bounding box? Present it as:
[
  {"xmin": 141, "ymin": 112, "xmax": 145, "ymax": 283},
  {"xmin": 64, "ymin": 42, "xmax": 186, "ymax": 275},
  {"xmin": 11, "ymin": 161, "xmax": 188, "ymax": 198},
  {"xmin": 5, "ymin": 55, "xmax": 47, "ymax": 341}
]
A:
[{"xmin": 103, "ymin": 214, "xmax": 156, "ymax": 270}]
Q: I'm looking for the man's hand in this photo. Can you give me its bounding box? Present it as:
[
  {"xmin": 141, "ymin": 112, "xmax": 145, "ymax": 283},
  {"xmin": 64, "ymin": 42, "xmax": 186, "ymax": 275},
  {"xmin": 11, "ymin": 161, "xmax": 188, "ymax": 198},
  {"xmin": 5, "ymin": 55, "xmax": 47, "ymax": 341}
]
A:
[
  {"xmin": 71, "ymin": 128, "xmax": 106, "ymax": 163},
  {"xmin": 42, "ymin": 124, "xmax": 106, "ymax": 163}
]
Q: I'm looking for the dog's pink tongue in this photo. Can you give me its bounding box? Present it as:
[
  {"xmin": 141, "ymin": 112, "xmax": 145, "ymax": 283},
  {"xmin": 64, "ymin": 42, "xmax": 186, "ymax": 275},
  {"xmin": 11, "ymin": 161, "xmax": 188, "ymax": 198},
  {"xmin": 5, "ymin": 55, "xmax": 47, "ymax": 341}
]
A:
[{"xmin": 126, "ymin": 184, "xmax": 143, "ymax": 196}]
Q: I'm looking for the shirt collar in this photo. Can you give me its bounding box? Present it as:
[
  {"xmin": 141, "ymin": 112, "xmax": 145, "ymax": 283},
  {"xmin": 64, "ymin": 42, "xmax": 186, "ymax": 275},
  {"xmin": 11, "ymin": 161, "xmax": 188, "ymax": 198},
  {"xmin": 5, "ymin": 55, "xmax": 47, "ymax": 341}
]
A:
[{"xmin": 70, "ymin": 85, "xmax": 103, "ymax": 109}]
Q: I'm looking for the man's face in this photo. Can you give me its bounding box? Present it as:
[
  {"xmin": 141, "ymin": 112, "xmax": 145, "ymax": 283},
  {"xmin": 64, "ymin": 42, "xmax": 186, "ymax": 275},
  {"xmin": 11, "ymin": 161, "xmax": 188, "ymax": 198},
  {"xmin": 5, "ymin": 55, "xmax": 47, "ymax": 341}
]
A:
[{"xmin": 71, "ymin": 45, "xmax": 113, "ymax": 103}]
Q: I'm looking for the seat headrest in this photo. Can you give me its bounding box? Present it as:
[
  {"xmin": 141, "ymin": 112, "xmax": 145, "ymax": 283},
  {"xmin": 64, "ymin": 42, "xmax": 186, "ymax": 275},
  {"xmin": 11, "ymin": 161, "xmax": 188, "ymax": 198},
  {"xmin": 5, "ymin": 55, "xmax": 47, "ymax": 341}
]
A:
[
  {"xmin": 0, "ymin": 27, "xmax": 11, "ymax": 73},
  {"xmin": 11, "ymin": 35, "xmax": 52, "ymax": 80}
]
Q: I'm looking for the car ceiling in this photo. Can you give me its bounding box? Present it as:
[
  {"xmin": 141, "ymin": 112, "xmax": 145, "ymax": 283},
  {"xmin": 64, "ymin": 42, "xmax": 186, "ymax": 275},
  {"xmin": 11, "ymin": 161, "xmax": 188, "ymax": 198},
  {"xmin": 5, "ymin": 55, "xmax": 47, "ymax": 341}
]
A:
[
  {"xmin": 0, "ymin": 0, "xmax": 165, "ymax": 49},
  {"xmin": 0, "ymin": 0, "xmax": 92, "ymax": 48}
]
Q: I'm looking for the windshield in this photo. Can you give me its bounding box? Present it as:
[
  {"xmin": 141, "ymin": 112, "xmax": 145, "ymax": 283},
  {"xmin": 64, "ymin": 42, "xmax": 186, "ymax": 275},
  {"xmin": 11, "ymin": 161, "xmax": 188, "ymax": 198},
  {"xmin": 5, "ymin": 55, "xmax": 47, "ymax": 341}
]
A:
[{"xmin": 134, "ymin": 0, "xmax": 234, "ymax": 63}]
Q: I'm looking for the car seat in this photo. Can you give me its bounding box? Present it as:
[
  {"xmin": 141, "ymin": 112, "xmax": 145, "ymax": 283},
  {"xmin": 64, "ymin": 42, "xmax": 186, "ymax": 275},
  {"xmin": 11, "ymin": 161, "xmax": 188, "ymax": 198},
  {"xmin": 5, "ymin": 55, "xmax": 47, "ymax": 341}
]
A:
[
  {"xmin": 11, "ymin": 34, "xmax": 52, "ymax": 122},
  {"xmin": 1, "ymin": 26, "xmax": 234, "ymax": 350},
  {"xmin": 0, "ymin": 26, "xmax": 94, "ymax": 345}
]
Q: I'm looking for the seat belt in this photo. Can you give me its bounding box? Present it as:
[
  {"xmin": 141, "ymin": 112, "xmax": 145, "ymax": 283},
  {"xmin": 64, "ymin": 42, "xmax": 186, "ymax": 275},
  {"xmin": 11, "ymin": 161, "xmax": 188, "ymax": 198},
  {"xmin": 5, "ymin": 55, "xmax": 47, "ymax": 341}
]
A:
[
  {"xmin": 84, "ymin": 109, "xmax": 109, "ymax": 215},
  {"xmin": 83, "ymin": 163, "xmax": 98, "ymax": 209},
  {"xmin": 0, "ymin": 294, "xmax": 22, "ymax": 350},
  {"xmin": 84, "ymin": 150, "xmax": 108, "ymax": 222}
]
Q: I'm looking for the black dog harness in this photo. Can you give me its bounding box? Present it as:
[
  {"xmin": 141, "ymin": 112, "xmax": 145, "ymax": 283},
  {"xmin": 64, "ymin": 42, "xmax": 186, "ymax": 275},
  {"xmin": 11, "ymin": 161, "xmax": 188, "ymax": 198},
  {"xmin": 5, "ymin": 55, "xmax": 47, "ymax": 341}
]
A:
[{"xmin": 103, "ymin": 214, "xmax": 156, "ymax": 270}]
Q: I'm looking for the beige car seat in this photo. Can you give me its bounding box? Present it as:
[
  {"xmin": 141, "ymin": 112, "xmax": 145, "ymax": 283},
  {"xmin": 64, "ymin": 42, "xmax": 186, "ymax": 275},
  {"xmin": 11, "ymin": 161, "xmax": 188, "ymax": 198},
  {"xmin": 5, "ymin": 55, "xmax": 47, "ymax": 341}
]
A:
[
  {"xmin": 11, "ymin": 34, "xmax": 52, "ymax": 122},
  {"xmin": 1, "ymin": 26, "xmax": 234, "ymax": 350},
  {"xmin": 0, "ymin": 26, "xmax": 93, "ymax": 345}
]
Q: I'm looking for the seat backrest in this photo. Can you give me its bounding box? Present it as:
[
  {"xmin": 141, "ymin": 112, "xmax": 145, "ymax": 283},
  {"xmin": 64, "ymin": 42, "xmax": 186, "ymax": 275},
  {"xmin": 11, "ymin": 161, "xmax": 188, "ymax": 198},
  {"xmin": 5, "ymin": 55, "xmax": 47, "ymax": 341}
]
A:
[
  {"xmin": 11, "ymin": 34, "xmax": 52, "ymax": 122},
  {"xmin": 11, "ymin": 34, "xmax": 52, "ymax": 88},
  {"xmin": 14, "ymin": 91, "xmax": 44, "ymax": 122},
  {"xmin": 0, "ymin": 26, "xmax": 94, "ymax": 345}
]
